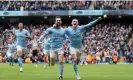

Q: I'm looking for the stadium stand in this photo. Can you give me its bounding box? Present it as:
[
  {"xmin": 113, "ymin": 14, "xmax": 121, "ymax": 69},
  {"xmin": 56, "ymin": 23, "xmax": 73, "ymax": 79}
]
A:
[
  {"xmin": 94, "ymin": 1, "xmax": 133, "ymax": 10},
  {"xmin": 0, "ymin": 1, "xmax": 91, "ymax": 10}
]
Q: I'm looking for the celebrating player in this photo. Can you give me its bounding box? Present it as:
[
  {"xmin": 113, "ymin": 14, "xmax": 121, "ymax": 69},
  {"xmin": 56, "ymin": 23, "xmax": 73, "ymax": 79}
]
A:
[
  {"xmin": 14, "ymin": 22, "xmax": 31, "ymax": 72},
  {"xmin": 65, "ymin": 17, "xmax": 102, "ymax": 80},
  {"xmin": 41, "ymin": 35, "xmax": 51, "ymax": 68},
  {"xmin": 7, "ymin": 40, "xmax": 16, "ymax": 66},
  {"xmin": 39, "ymin": 16, "xmax": 66, "ymax": 80},
  {"xmin": 80, "ymin": 53, "xmax": 88, "ymax": 66}
]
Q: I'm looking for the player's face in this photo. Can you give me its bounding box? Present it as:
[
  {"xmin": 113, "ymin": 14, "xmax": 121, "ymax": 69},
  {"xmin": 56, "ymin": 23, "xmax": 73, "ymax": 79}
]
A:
[
  {"xmin": 72, "ymin": 19, "xmax": 78, "ymax": 28},
  {"xmin": 55, "ymin": 18, "xmax": 62, "ymax": 27},
  {"xmin": 18, "ymin": 23, "xmax": 23, "ymax": 29}
]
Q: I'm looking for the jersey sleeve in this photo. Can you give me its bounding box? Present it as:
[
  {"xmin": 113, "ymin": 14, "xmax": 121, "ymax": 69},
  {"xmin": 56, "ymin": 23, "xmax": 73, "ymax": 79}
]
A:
[
  {"xmin": 26, "ymin": 30, "xmax": 30, "ymax": 36},
  {"xmin": 81, "ymin": 19, "xmax": 98, "ymax": 31},
  {"xmin": 39, "ymin": 28, "xmax": 51, "ymax": 42},
  {"xmin": 63, "ymin": 28, "xmax": 69, "ymax": 43},
  {"xmin": 64, "ymin": 28, "xmax": 69, "ymax": 37}
]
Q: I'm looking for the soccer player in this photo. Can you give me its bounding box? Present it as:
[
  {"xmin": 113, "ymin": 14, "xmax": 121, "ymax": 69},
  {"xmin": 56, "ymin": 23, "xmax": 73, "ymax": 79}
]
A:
[
  {"xmin": 7, "ymin": 40, "xmax": 16, "ymax": 66},
  {"xmin": 80, "ymin": 53, "xmax": 87, "ymax": 66},
  {"xmin": 14, "ymin": 22, "xmax": 31, "ymax": 72},
  {"xmin": 39, "ymin": 16, "xmax": 66, "ymax": 80},
  {"xmin": 32, "ymin": 37, "xmax": 40, "ymax": 67},
  {"xmin": 42, "ymin": 35, "xmax": 51, "ymax": 68},
  {"xmin": 65, "ymin": 17, "xmax": 102, "ymax": 80}
]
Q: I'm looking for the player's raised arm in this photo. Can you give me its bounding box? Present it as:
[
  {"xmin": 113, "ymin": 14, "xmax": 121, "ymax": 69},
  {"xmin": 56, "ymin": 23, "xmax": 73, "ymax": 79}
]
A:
[
  {"xmin": 39, "ymin": 28, "xmax": 51, "ymax": 42},
  {"xmin": 82, "ymin": 17, "xmax": 102, "ymax": 30}
]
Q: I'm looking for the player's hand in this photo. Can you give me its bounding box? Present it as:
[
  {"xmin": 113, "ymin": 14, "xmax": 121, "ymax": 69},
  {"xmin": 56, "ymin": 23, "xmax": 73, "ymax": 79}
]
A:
[
  {"xmin": 98, "ymin": 17, "xmax": 102, "ymax": 21},
  {"xmin": 24, "ymin": 35, "xmax": 31, "ymax": 39}
]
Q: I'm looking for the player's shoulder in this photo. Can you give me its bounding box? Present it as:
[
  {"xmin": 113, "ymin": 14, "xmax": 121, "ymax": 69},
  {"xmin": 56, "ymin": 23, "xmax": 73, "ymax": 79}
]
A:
[
  {"xmin": 15, "ymin": 29, "xmax": 19, "ymax": 32},
  {"xmin": 46, "ymin": 27, "xmax": 53, "ymax": 31},
  {"xmin": 78, "ymin": 26, "xmax": 83, "ymax": 29},
  {"xmin": 23, "ymin": 29, "xmax": 29, "ymax": 32},
  {"xmin": 65, "ymin": 26, "xmax": 71, "ymax": 30}
]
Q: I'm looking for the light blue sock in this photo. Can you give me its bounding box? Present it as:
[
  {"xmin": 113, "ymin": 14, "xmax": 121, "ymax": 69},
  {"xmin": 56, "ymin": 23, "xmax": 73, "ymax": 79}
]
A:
[
  {"xmin": 73, "ymin": 60, "xmax": 78, "ymax": 75},
  {"xmin": 18, "ymin": 57, "xmax": 22, "ymax": 68},
  {"xmin": 59, "ymin": 65, "xmax": 64, "ymax": 76}
]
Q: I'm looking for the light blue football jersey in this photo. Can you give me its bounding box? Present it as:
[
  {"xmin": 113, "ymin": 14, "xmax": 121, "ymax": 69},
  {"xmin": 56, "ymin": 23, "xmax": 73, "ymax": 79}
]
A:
[
  {"xmin": 65, "ymin": 19, "xmax": 98, "ymax": 49},
  {"xmin": 15, "ymin": 29, "xmax": 30, "ymax": 48},
  {"xmin": 39, "ymin": 27, "xmax": 66, "ymax": 50}
]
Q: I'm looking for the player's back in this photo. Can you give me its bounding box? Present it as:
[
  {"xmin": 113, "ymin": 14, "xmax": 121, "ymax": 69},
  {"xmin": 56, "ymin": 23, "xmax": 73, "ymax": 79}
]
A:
[
  {"xmin": 15, "ymin": 29, "xmax": 30, "ymax": 47},
  {"xmin": 47, "ymin": 27, "xmax": 65, "ymax": 50},
  {"xmin": 65, "ymin": 26, "xmax": 83, "ymax": 49}
]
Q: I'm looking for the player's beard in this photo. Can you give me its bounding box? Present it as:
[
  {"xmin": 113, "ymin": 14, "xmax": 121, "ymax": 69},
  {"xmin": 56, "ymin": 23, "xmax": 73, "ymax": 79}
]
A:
[
  {"xmin": 19, "ymin": 26, "xmax": 23, "ymax": 30},
  {"xmin": 55, "ymin": 24, "xmax": 61, "ymax": 28},
  {"xmin": 73, "ymin": 24, "xmax": 78, "ymax": 29}
]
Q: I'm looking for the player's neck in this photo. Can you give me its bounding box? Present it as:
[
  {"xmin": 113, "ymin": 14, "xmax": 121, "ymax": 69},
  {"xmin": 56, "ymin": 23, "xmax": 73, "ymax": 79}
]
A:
[
  {"xmin": 54, "ymin": 26, "xmax": 61, "ymax": 29},
  {"xmin": 73, "ymin": 26, "xmax": 78, "ymax": 30},
  {"xmin": 19, "ymin": 28, "xmax": 23, "ymax": 31}
]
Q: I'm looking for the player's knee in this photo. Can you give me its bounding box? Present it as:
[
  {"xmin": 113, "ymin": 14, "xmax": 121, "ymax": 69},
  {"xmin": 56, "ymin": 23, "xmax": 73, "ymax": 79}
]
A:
[
  {"xmin": 51, "ymin": 62, "xmax": 55, "ymax": 66},
  {"xmin": 50, "ymin": 58, "xmax": 55, "ymax": 66},
  {"xmin": 73, "ymin": 59, "xmax": 77, "ymax": 63},
  {"xmin": 59, "ymin": 60, "xmax": 64, "ymax": 65}
]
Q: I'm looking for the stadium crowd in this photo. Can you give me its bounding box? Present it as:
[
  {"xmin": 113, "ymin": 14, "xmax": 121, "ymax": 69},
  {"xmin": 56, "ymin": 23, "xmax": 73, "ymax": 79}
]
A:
[
  {"xmin": 0, "ymin": 1, "xmax": 133, "ymax": 11},
  {"xmin": 0, "ymin": 1, "xmax": 91, "ymax": 11},
  {"xmin": 94, "ymin": 1, "xmax": 133, "ymax": 10},
  {"xmin": 0, "ymin": 22, "xmax": 133, "ymax": 64}
]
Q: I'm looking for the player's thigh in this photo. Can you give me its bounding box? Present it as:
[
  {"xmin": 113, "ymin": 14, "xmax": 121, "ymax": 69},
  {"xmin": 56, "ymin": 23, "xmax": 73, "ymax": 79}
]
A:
[
  {"xmin": 71, "ymin": 54, "xmax": 77, "ymax": 60},
  {"xmin": 70, "ymin": 47, "xmax": 77, "ymax": 55},
  {"xmin": 11, "ymin": 53, "xmax": 15, "ymax": 58},
  {"xmin": 7, "ymin": 52, "xmax": 11, "ymax": 58},
  {"xmin": 16, "ymin": 46, "xmax": 23, "ymax": 54},
  {"xmin": 77, "ymin": 49, "xmax": 82, "ymax": 59},
  {"xmin": 22, "ymin": 47, "xmax": 27, "ymax": 54},
  {"xmin": 43, "ymin": 50, "xmax": 49, "ymax": 56},
  {"xmin": 58, "ymin": 48, "xmax": 64, "ymax": 61},
  {"xmin": 50, "ymin": 50, "xmax": 56, "ymax": 58}
]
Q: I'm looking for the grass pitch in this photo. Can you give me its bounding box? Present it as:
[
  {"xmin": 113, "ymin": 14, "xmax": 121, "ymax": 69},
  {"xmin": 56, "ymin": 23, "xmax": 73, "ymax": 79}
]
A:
[{"xmin": 0, "ymin": 63, "xmax": 133, "ymax": 80}]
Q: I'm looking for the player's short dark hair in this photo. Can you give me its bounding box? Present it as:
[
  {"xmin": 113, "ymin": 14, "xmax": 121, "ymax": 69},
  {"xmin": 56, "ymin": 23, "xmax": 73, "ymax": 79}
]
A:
[
  {"xmin": 72, "ymin": 18, "xmax": 78, "ymax": 21},
  {"xmin": 18, "ymin": 22, "xmax": 23, "ymax": 25},
  {"xmin": 55, "ymin": 16, "xmax": 61, "ymax": 22}
]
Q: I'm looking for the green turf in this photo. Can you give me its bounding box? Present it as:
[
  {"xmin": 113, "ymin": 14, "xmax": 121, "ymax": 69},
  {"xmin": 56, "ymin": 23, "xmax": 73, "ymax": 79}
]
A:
[{"xmin": 0, "ymin": 63, "xmax": 133, "ymax": 80}]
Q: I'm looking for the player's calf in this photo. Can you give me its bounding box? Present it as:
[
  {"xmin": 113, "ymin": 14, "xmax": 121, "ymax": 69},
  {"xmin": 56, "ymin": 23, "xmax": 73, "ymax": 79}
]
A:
[
  {"xmin": 50, "ymin": 58, "xmax": 55, "ymax": 66},
  {"xmin": 58, "ymin": 55, "xmax": 64, "ymax": 79},
  {"xmin": 17, "ymin": 48, "xmax": 23, "ymax": 72}
]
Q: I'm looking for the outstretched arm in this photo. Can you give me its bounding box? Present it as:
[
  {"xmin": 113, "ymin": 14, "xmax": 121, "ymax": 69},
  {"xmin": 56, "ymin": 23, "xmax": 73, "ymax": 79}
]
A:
[
  {"xmin": 39, "ymin": 29, "xmax": 51, "ymax": 42},
  {"xmin": 82, "ymin": 17, "xmax": 102, "ymax": 31}
]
